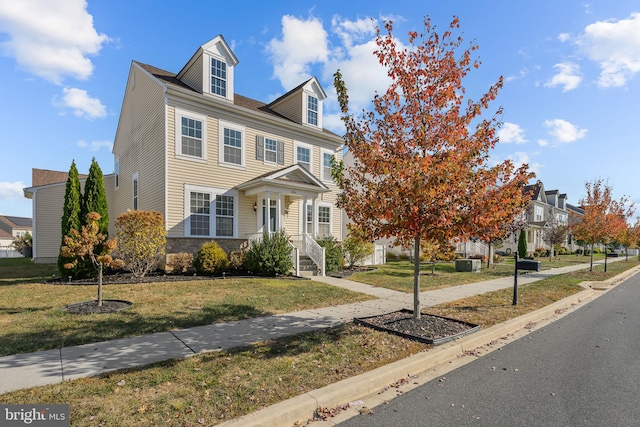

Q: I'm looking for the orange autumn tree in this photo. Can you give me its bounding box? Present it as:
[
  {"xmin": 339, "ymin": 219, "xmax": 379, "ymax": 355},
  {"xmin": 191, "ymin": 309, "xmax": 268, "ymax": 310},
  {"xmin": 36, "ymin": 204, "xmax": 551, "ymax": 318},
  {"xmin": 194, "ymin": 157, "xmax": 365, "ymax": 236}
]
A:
[
  {"xmin": 572, "ymin": 179, "xmax": 633, "ymax": 271},
  {"xmin": 614, "ymin": 219, "xmax": 640, "ymax": 261},
  {"xmin": 333, "ymin": 16, "xmax": 533, "ymax": 318}
]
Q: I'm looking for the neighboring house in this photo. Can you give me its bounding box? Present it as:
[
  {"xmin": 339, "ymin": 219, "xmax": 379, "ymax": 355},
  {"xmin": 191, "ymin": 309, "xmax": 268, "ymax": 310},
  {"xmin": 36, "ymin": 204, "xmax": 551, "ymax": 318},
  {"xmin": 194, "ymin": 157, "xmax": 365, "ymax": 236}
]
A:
[
  {"xmin": 24, "ymin": 35, "xmax": 343, "ymax": 274},
  {"xmin": 0, "ymin": 215, "xmax": 32, "ymax": 258},
  {"xmin": 501, "ymin": 181, "xmax": 581, "ymax": 256}
]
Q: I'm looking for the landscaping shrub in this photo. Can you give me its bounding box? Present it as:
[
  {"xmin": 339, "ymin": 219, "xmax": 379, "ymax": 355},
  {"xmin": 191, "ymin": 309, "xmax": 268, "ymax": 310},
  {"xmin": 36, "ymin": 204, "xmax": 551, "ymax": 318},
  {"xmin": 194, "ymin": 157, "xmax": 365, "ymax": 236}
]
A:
[
  {"xmin": 342, "ymin": 235, "xmax": 374, "ymax": 268},
  {"xmin": 534, "ymin": 247, "xmax": 548, "ymax": 258},
  {"xmin": 229, "ymin": 250, "xmax": 247, "ymax": 271},
  {"xmin": 11, "ymin": 232, "xmax": 32, "ymax": 256},
  {"xmin": 246, "ymin": 231, "xmax": 292, "ymax": 276},
  {"xmin": 517, "ymin": 229, "xmax": 527, "ymax": 259},
  {"xmin": 171, "ymin": 252, "xmax": 194, "ymax": 273},
  {"xmin": 317, "ymin": 236, "xmax": 344, "ymax": 273},
  {"xmin": 593, "ymin": 247, "xmax": 601, "ymax": 254},
  {"xmin": 194, "ymin": 241, "xmax": 229, "ymax": 275},
  {"xmin": 493, "ymin": 253, "xmax": 503, "ymax": 264},
  {"xmin": 469, "ymin": 254, "xmax": 487, "ymax": 262},
  {"xmin": 115, "ymin": 210, "xmax": 167, "ymax": 277}
]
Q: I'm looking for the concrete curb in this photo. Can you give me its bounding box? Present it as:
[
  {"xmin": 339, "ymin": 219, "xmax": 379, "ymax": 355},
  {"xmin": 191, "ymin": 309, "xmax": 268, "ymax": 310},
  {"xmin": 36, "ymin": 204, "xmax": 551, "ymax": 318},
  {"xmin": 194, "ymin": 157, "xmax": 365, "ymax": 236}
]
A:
[{"xmin": 220, "ymin": 266, "xmax": 640, "ymax": 427}]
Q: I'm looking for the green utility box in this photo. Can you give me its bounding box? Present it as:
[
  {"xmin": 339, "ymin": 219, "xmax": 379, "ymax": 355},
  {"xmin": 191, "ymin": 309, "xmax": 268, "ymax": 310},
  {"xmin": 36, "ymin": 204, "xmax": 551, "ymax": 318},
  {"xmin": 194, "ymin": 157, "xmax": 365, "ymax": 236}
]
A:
[{"xmin": 455, "ymin": 259, "xmax": 481, "ymax": 273}]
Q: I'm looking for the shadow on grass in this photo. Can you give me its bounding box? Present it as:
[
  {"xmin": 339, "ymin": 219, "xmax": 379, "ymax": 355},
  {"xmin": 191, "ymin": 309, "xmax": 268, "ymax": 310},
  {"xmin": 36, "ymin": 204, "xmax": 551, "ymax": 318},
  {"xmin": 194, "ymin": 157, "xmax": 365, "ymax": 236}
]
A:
[{"xmin": 0, "ymin": 304, "xmax": 273, "ymax": 357}]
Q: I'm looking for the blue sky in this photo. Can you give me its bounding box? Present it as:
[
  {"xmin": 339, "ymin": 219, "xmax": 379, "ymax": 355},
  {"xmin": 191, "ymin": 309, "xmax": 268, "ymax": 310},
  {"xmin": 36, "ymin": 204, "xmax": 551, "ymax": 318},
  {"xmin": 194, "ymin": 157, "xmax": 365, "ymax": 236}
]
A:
[{"xmin": 1, "ymin": 0, "xmax": 639, "ymax": 218}]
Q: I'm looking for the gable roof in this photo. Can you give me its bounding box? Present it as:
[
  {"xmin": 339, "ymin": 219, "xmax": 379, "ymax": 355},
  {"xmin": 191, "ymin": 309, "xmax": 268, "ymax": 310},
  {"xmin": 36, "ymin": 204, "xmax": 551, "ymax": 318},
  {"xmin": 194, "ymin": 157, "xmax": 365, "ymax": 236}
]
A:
[
  {"xmin": 32, "ymin": 168, "xmax": 88, "ymax": 187},
  {"xmin": 134, "ymin": 62, "xmax": 340, "ymax": 138},
  {"xmin": 0, "ymin": 215, "xmax": 32, "ymax": 228},
  {"xmin": 0, "ymin": 228, "xmax": 13, "ymax": 240},
  {"xmin": 237, "ymin": 164, "xmax": 329, "ymax": 195}
]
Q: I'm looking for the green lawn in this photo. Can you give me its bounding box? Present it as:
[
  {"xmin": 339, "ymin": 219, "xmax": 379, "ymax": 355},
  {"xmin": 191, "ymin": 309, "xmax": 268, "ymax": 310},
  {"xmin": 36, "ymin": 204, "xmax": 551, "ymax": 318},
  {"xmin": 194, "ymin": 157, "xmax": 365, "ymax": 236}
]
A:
[
  {"xmin": 349, "ymin": 254, "xmax": 610, "ymax": 293},
  {"xmin": 0, "ymin": 259, "xmax": 373, "ymax": 356}
]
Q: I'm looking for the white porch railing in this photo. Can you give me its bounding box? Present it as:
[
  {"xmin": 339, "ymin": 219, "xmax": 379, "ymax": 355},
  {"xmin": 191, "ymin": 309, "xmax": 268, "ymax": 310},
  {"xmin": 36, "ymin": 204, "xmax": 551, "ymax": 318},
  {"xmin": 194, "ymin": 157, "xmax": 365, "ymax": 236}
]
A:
[
  {"xmin": 455, "ymin": 241, "xmax": 490, "ymax": 258},
  {"xmin": 290, "ymin": 234, "xmax": 325, "ymax": 276},
  {"xmin": 246, "ymin": 232, "xmax": 300, "ymax": 276}
]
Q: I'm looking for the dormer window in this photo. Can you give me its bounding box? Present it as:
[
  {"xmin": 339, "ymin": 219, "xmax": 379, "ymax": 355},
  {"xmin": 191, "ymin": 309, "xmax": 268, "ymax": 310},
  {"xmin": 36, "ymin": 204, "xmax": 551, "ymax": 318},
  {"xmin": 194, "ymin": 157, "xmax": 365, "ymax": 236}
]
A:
[
  {"xmin": 307, "ymin": 95, "xmax": 318, "ymax": 126},
  {"xmin": 211, "ymin": 58, "xmax": 227, "ymax": 97}
]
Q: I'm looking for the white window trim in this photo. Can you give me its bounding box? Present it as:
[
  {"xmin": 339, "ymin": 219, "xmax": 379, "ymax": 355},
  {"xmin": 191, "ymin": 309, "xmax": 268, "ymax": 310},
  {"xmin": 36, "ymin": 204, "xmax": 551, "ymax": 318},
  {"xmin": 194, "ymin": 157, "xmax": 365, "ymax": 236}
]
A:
[
  {"xmin": 175, "ymin": 108, "xmax": 207, "ymax": 162},
  {"xmin": 219, "ymin": 120, "xmax": 246, "ymax": 169},
  {"xmin": 294, "ymin": 140, "xmax": 313, "ymax": 173},
  {"xmin": 132, "ymin": 172, "xmax": 139, "ymax": 210},
  {"xmin": 264, "ymin": 137, "xmax": 278, "ymax": 165},
  {"xmin": 320, "ymin": 148, "xmax": 334, "ymax": 183},
  {"xmin": 317, "ymin": 202, "xmax": 333, "ymax": 238},
  {"xmin": 184, "ymin": 184, "xmax": 238, "ymax": 238},
  {"xmin": 304, "ymin": 92, "xmax": 322, "ymax": 128},
  {"xmin": 204, "ymin": 53, "xmax": 234, "ymax": 102}
]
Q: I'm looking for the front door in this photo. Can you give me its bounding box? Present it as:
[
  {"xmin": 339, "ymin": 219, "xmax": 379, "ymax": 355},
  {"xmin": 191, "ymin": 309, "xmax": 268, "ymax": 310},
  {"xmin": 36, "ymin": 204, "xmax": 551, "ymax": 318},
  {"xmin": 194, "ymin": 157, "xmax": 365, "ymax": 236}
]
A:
[{"xmin": 261, "ymin": 199, "xmax": 277, "ymax": 233}]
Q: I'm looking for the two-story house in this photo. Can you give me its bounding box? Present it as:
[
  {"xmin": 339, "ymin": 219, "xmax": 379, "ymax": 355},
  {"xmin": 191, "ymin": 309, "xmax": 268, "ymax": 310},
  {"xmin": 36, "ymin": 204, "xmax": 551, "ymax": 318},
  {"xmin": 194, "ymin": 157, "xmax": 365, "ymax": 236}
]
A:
[
  {"xmin": 24, "ymin": 35, "xmax": 343, "ymax": 274},
  {"xmin": 0, "ymin": 215, "xmax": 32, "ymax": 257},
  {"xmin": 501, "ymin": 181, "xmax": 580, "ymax": 256}
]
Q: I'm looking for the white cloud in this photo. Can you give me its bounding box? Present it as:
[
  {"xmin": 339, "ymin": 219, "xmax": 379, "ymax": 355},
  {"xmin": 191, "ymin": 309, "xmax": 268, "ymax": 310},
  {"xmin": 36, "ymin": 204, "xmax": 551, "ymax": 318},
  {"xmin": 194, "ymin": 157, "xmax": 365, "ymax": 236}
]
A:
[
  {"xmin": 498, "ymin": 122, "xmax": 527, "ymax": 144},
  {"xmin": 558, "ymin": 33, "xmax": 570, "ymax": 42},
  {"xmin": 54, "ymin": 87, "xmax": 106, "ymax": 119},
  {"xmin": 505, "ymin": 68, "xmax": 528, "ymax": 82},
  {"xmin": 0, "ymin": 181, "xmax": 26, "ymax": 200},
  {"xmin": 0, "ymin": 0, "xmax": 109, "ymax": 84},
  {"xmin": 265, "ymin": 15, "xmax": 330, "ymax": 89},
  {"xmin": 576, "ymin": 12, "xmax": 640, "ymax": 87},
  {"xmin": 506, "ymin": 152, "xmax": 542, "ymax": 175},
  {"xmin": 544, "ymin": 62, "xmax": 582, "ymax": 91},
  {"xmin": 537, "ymin": 139, "xmax": 549, "ymax": 147},
  {"xmin": 77, "ymin": 139, "xmax": 112, "ymax": 151},
  {"xmin": 331, "ymin": 15, "xmax": 377, "ymax": 51},
  {"xmin": 544, "ymin": 119, "xmax": 587, "ymax": 143}
]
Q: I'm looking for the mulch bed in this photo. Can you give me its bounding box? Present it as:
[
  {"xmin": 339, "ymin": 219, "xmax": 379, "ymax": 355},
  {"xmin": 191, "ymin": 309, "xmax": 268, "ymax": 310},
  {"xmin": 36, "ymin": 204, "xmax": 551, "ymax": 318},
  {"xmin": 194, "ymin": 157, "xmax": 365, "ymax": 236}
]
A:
[
  {"xmin": 355, "ymin": 309, "xmax": 479, "ymax": 345},
  {"xmin": 64, "ymin": 299, "xmax": 133, "ymax": 314}
]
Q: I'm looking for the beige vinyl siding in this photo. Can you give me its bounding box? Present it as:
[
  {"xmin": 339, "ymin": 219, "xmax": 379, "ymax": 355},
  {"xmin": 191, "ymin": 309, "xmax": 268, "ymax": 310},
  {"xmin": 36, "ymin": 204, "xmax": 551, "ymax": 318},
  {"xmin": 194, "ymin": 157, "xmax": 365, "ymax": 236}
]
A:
[
  {"xmin": 269, "ymin": 92, "xmax": 303, "ymax": 125},
  {"xmin": 113, "ymin": 65, "xmax": 166, "ymax": 219},
  {"xmin": 31, "ymin": 175, "xmax": 117, "ymax": 262},
  {"xmin": 165, "ymin": 99, "xmax": 343, "ymax": 240},
  {"xmin": 179, "ymin": 54, "xmax": 204, "ymax": 93}
]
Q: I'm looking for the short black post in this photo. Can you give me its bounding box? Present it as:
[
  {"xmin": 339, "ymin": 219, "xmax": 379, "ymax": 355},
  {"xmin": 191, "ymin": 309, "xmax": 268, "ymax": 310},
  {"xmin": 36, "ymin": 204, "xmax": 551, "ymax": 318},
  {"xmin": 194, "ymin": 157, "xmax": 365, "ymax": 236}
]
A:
[
  {"xmin": 513, "ymin": 252, "xmax": 519, "ymax": 305},
  {"xmin": 604, "ymin": 245, "xmax": 608, "ymax": 273}
]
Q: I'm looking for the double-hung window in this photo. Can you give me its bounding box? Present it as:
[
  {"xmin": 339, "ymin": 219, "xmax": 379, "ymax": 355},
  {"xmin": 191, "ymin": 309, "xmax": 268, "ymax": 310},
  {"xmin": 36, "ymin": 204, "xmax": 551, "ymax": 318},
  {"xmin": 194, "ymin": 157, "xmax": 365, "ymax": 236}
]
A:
[
  {"xmin": 265, "ymin": 138, "xmax": 277, "ymax": 163},
  {"xmin": 535, "ymin": 206, "xmax": 543, "ymax": 221},
  {"xmin": 322, "ymin": 151, "xmax": 333, "ymax": 182},
  {"xmin": 211, "ymin": 58, "xmax": 227, "ymax": 97},
  {"xmin": 307, "ymin": 95, "xmax": 318, "ymax": 126},
  {"xmin": 295, "ymin": 141, "xmax": 312, "ymax": 172},
  {"xmin": 220, "ymin": 121, "xmax": 244, "ymax": 167},
  {"xmin": 318, "ymin": 205, "xmax": 331, "ymax": 237},
  {"xmin": 176, "ymin": 109, "xmax": 206, "ymax": 160},
  {"xmin": 185, "ymin": 185, "xmax": 237, "ymax": 238},
  {"xmin": 215, "ymin": 195, "xmax": 234, "ymax": 237},
  {"xmin": 189, "ymin": 191, "xmax": 210, "ymax": 236},
  {"xmin": 256, "ymin": 136, "xmax": 284, "ymax": 165}
]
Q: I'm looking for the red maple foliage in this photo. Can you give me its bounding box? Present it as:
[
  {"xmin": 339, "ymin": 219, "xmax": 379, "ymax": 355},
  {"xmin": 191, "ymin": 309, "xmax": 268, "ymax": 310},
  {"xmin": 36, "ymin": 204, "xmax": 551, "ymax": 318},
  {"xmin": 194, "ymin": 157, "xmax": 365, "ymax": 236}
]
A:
[{"xmin": 333, "ymin": 16, "xmax": 533, "ymax": 318}]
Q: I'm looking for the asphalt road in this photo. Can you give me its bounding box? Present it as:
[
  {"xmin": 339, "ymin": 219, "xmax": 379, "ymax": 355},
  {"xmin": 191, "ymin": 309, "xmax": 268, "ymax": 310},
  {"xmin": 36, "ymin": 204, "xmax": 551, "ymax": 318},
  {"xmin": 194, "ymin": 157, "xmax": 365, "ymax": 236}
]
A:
[{"xmin": 338, "ymin": 273, "xmax": 640, "ymax": 427}]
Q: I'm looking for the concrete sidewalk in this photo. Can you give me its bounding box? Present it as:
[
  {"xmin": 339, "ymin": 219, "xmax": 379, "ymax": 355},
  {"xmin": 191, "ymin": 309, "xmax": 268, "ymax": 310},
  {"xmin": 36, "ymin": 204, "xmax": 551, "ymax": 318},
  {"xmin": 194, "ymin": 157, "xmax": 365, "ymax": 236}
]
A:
[{"xmin": 0, "ymin": 258, "xmax": 624, "ymax": 395}]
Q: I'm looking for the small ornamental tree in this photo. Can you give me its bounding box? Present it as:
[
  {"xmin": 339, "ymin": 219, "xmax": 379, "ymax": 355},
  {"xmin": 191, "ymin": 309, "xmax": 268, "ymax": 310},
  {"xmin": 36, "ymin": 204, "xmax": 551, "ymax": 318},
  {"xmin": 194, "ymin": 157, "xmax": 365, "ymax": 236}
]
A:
[
  {"xmin": 614, "ymin": 219, "xmax": 640, "ymax": 261},
  {"xmin": 518, "ymin": 229, "xmax": 528, "ymax": 259},
  {"xmin": 333, "ymin": 16, "xmax": 532, "ymax": 318},
  {"xmin": 115, "ymin": 210, "xmax": 167, "ymax": 277},
  {"xmin": 543, "ymin": 207, "xmax": 568, "ymax": 261},
  {"xmin": 58, "ymin": 160, "xmax": 83, "ymax": 277},
  {"xmin": 571, "ymin": 179, "xmax": 633, "ymax": 271},
  {"xmin": 61, "ymin": 212, "xmax": 124, "ymax": 306},
  {"xmin": 12, "ymin": 232, "xmax": 32, "ymax": 255}
]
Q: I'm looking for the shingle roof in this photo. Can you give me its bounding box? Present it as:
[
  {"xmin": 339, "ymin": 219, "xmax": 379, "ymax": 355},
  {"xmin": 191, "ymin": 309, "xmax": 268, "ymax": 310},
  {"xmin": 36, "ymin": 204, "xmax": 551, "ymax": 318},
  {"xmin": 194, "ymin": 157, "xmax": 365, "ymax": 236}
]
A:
[
  {"xmin": 0, "ymin": 228, "xmax": 13, "ymax": 240},
  {"xmin": 523, "ymin": 183, "xmax": 541, "ymax": 200},
  {"xmin": 135, "ymin": 62, "xmax": 340, "ymax": 138},
  {"xmin": 2, "ymin": 216, "xmax": 31, "ymax": 228},
  {"xmin": 32, "ymin": 168, "xmax": 88, "ymax": 187}
]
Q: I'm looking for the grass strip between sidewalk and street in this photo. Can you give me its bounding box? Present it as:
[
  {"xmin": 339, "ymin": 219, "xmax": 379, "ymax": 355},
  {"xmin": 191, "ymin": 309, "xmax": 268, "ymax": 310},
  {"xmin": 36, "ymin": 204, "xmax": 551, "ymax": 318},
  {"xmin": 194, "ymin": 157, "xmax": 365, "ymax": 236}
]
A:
[
  {"xmin": 347, "ymin": 256, "xmax": 610, "ymax": 293},
  {"xmin": 1, "ymin": 259, "xmax": 637, "ymax": 426}
]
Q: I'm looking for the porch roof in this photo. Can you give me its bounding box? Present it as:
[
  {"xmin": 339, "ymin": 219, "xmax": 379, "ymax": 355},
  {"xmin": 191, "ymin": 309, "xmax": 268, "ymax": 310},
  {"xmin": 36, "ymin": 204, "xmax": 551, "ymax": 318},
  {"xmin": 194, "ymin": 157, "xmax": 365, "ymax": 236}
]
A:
[{"xmin": 237, "ymin": 164, "xmax": 330, "ymax": 198}]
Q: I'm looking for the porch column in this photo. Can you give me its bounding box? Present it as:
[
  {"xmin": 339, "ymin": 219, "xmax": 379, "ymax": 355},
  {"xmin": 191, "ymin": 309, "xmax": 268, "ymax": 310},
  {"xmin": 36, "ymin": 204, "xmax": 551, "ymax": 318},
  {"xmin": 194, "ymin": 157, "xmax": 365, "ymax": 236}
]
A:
[
  {"xmin": 302, "ymin": 196, "xmax": 308, "ymax": 235},
  {"xmin": 276, "ymin": 193, "xmax": 282, "ymax": 232},
  {"xmin": 312, "ymin": 197, "xmax": 318, "ymax": 237},
  {"xmin": 265, "ymin": 191, "xmax": 271, "ymax": 233}
]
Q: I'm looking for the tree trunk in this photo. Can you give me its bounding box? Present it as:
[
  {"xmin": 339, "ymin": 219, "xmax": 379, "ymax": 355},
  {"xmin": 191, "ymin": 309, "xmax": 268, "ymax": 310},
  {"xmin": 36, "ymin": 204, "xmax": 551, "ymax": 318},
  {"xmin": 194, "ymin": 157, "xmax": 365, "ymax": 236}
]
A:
[
  {"xmin": 589, "ymin": 243, "xmax": 594, "ymax": 271},
  {"xmin": 97, "ymin": 265, "xmax": 103, "ymax": 306},
  {"xmin": 413, "ymin": 235, "xmax": 421, "ymax": 320},
  {"xmin": 487, "ymin": 242, "xmax": 492, "ymax": 269}
]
